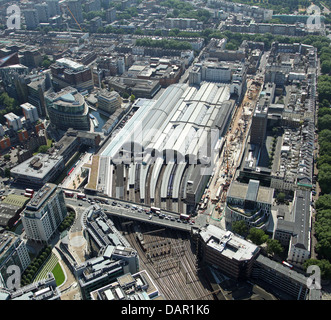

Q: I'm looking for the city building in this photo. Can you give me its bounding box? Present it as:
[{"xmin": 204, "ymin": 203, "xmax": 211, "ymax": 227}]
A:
[
  {"xmin": 0, "ymin": 231, "xmax": 31, "ymax": 289},
  {"xmin": 10, "ymin": 153, "xmax": 64, "ymax": 186},
  {"xmin": 189, "ymin": 61, "xmax": 247, "ymax": 101},
  {"xmin": 224, "ymin": 179, "xmax": 274, "ymax": 231},
  {"xmin": 249, "ymin": 83, "xmax": 275, "ymax": 146},
  {"xmin": 52, "ymin": 128, "xmax": 101, "ymax": 164},
  {"xmin": 21, "ymin": 183, "xmax": 67, "ymax": 244},
  {"xmin": 66, "ymin": 0, "xmax": 84, "ymax": 24},
  {"xmin": 0, "ymin": 194, "xmax": 30, "ymax": 228},
  {"xmin": 23, "ymin": 9, "xmax": 39, "ymax": 30},
  {"xmin": 60, "ymin": 207, "xmax": 139, "ymax": 300},
  {"xmin": 97, "ymin": 89, "xmax": 122, "ymax": 115},
  {"xmin": 274, "ymin": 189, "xmax": 312, "ymax": 266},
  {"xmin": 106, "ymin": 7, "xmax": 116, "ymax": 23},
  {"xmin": 35, "ymin": 3, "xmax": 50, "ymax": 23},
  {"xmin": 90, "ymin": 270, "xmax": 161, "ymax": 300},
  {"xmin": 21, "ymin": 103, "xmax": 39, "ymax": 124},
  {"xmin": 4, "ymin": 113, "xmax": 22, "ymax": 131},
  {"xmin": 193, "ymin": 225, "xmax": 260, "ymax": 280},
  {"xmin": 45, "ymin": 86, "xmax": 90, "ymax": 131},
  {"xmin": 0, "ymin": 273, "xmax": 61, "ymax": 300},
  {"xmin": 46, "ymin": 0, "xmax": 61, "ymax": 17},
  {"xmin": 50, "ymin": 58, "xmax": 93, "ymax": 92},
  {"xmin": 251, "ymin": 254, "xmax": 309, "ymax": 300}
]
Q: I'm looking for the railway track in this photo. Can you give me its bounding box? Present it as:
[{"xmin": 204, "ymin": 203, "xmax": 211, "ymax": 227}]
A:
[{"xmin": 116, "ymin": 220, "xmax": 213, "ymax": 300}]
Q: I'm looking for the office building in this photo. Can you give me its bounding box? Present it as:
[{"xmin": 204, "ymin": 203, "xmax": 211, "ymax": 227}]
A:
[
  {"xmin": 252, "ymin": 254, "xmax": 309, "ymax": 300},
  {"xmin": 66, "ymin": 0, "xmax": 84, "ymax": 24},
  {"xmin": 225, "ymin": 179, "xmax": 274, "ymax": 231},
  {"xmin": 21, "ymin": 103, "xmax": 39, "ymax": 123},
  {"xmin": 10, "ymin": 153, "xmax": 64, "ymax": 186},
  {"xmin": 35, "ymin": 3, "xmax": 50, "ymax": 23},
  {"xmin": 45, "ymin": 86, "xmax": 90, "ymax": 131},
  {"xmin": 50, "ymin": 58, "xmax": 93, "ymax": 92},
  {"xmin": 1, "ymin": 273, "xmax": 61, "ymax": 300},
  {"xmin": 0, "ymin": 231, "xmax": 31, "ymax": 289},
  {"xmin": 23, "ymin": 9, "xmax": 39, "ymax": 30},
  {"xmin": 46, "ymin": 0, "xmax": 61, "ymax": 17},
  {"xmin": 4, "ymin": 113, "xmax": 22, "ymax": 131},
  {"xmin": 90, "ymin": 270, "xmax": 161, "ymax": 300},
  {"xmin": 193, "ymin": 225, "xmax": 260, "ymax": 280},
  {"xmin": 106, "ymin": 7, "xmax": 116, "ymax": 23},
  {"xmin": 274, "ymin": 189, "xmax": 311, "ymax": 266},
  {"xmin": 21, "ymin": 184, "xmax": 67, "ymax": 244},
  {"xmin": 72, "ymin": 208, "xmax": 139, "ymax": 299},
  {"xmin": 97, "ymin": 90, "xmax": 122, "ymax": 115},
  {"xmin": 250, "ymin": 83, "xmax": 275, "ymax": 146}
]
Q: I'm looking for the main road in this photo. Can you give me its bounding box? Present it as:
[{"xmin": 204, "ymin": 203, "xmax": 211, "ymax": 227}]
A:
[{"xmin": 64, "ymin": 195, "xmax": 196, "ymax": 233}]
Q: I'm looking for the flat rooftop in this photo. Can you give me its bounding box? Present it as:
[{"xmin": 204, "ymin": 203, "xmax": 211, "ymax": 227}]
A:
[
  {"xmin": 227, "ymin": 180, "xmax": 274, "ymax": 204},
  {"xmin": 56, "ymin": 57, "xmax": 85, "ymax": 71},
  {"xmin": 25, "ymin": 183, "xmax": 57, "ymax": 211},
  {"xmin": 199, "ymin": 225, "xmax": 260, "ymax": 262},
  {"xmin": 10, "ymin": 154, "xmax": 63, "ymax": 180}
]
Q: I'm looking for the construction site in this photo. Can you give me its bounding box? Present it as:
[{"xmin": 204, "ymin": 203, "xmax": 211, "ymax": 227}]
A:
[{"xmin": 196, "ymin": 78, "xmax": 263, "ymax": 226}]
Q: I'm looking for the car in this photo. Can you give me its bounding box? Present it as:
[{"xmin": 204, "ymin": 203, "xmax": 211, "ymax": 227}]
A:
[
  {"xmin": 170, "ymin": 217, "xmax": 175, "ymax": 221},
  {"xmin": 112, "ymin": 201, "xmax": 117, "ymax": 206},
  {"xmin": 164, "ymin": 216, "xmax": 170, "ymax": 220},
  {"xmin": 78, "ymin": 203, "xmax": 82, "ymax": 206},
  {"xmin": 176, "ymin": 219, "xmax": 181, "ymax": 223},
  {"xmin": 148, "ymin": 215, "xmax": 152, "ymax": 220}
]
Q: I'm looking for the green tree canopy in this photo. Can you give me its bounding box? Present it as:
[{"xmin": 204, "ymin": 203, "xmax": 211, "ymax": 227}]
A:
[
  {"xmin": 232, "ymin": 220, "xmax": 248, "ymax": 237},
  {"xmin": 247, "ymin": 228, "xmax": 269, "ymax": 245},
  {"xmin": 303, "ymin": 258, "xmax": 331, "ymax": 280},
  {"xmin": 266, "ymin": 239, "xmax": 283, "ymax": 256}
]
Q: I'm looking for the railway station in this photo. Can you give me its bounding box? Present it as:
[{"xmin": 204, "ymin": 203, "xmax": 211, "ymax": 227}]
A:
[{"xmin": 91, "ymin": 82, "xmax": 235, "ymax": 215}]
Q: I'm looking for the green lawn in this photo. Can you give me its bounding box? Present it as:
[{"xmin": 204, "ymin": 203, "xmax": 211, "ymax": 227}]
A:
[
  {"xmin": 34, "ymin": 253, "xmax": 65, "ymax": 287},
  {"xmin": 51, "ymin": 263, "xmax": 65, "ymax": 287}
]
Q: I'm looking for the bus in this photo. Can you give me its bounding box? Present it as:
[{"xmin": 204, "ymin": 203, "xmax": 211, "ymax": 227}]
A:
[
  {"xmin": 180, "ymin": 213, "xmax": 190, "ymax": 220},
  {"xmin": 24, "ymin": 193, "xmax": 33, "ymax": 198},
  {"xmin": 64, "ymin": 191, "xmax": 74, "ymax": 198},
  {"xmin": 77, "ymin": 193, "xmax": 86, "ymax": 200},
  {"xmin": 282, "ymin": 261, "xmax": 293, "ymax": 270},
  {"xmin": 25, "ymin": 188, "xmax": 34, "ymax": 194},
  {"xmin": 151, "ymin": 206, "xmax": 161, "ymax": 213}
]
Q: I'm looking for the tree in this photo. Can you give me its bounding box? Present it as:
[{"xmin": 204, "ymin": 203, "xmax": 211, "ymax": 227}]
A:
[
  {"xmin": 318, "ymin": 164, "xmax": 331, "ymax": 194},
  {"xmin": 276, "ymin": 192, "xmax": 285, "ymax": 203},
  {"xmin": 38, "ymin": 145, "xmax": 49, "ymax": 154},
  {"xmin": 232, "ymin": 220, "xmax": 248, "ymax": 237},
  {"xmin": 303, "ymin": 258, "xmax": 331, "ymax": 280},
  {"xmin": 315, "ymin": 194, "xmax": 331, "ymax": 211},
  {"xmin": 130, "ymin": 94, "xmax": 135, "ymax": 103},
  {"xmin": 247, "ymin": 228, "xmax": 269, "ymax": 245},
  {"xmin": 266, "ymin": 239, "xmax": 283, "ymax": 256},
  {"xmin": 318, "ymin": 114, "xmax": 331, "ymax": 131},
  {"xmin": 3, "ymin": 154, "xmax": 10, "ymax": 161}
]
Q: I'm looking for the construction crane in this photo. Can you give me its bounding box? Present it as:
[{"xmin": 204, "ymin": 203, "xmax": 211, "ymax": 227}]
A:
[{"xmin": 60, "ymin": 3, "xmax": 83, "ymax": 32}]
